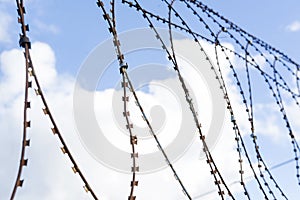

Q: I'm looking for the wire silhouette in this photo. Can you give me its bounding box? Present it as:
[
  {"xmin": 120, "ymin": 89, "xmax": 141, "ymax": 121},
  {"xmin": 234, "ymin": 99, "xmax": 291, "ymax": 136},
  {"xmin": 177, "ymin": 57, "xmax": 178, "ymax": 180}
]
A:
[{"xmin": 8, "ymin": 0, "xmax": 300, "ymax": 199}]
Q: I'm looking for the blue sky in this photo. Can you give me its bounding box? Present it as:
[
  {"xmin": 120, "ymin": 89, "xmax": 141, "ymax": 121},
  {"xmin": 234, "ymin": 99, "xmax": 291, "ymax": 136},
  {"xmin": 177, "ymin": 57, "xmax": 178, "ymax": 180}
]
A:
[
  {"xmin": 1, "ymin": 0, "xmax": 300, "ymax": 199},
  {"xmin": 1, "ymin": 0, "xmax": 300, "ymax": 75}
]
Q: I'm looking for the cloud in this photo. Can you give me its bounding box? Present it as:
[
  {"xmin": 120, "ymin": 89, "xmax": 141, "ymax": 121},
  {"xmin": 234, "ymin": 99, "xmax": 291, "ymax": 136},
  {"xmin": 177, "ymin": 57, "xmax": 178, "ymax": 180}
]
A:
[
  {"xmin": 1, "ymin": 37, "xmax": 299, "ymax": 199},
  {"xmin": 0, "ymin": 38, "xmax": 249, "ymax": 199},
  {"xmin": 0, "ymin": 42, "xmax": 91, "ymax": 199},
  {"xmin": 286, "ymin": 21, "xmax": 300, "ymax": 32}
]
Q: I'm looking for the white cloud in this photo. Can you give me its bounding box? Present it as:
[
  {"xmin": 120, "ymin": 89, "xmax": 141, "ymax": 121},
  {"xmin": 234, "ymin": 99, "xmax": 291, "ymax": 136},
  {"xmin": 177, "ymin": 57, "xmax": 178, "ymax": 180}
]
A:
[
  {"xmin": 0, "ymin": 39, "xmax": 249, "ymax": 199},
  {"xmin": 0, "ymin": 42, "xmax": 91, "ymax": 199},
  {"xmin": 286, "ymin": 21, "xmax": 300, "ymax": 32},
  {"xmin": 1, "ymin": 38, "xmax": 299, "ymax": 199}
]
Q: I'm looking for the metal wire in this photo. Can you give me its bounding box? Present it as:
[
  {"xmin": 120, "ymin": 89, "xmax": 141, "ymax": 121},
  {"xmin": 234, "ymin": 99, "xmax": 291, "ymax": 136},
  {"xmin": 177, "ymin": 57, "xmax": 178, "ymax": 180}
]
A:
[
  {"xmin": 128, "ymin": 0, "xmax": 236, "ymax": 198},
  {"xmin": 96, "ymin": 1, "xmax": 139, "ymax": 199},
  {"xmin": 10, "ymin": 0, "xmax": 300, "ymax": 199},
  {"xmin": 123, "ymin": 0, "xmax": 300, "ymax": 198},
  {"xmin": 10, "ymin": 1, "xmax": 31, "ymax": 199}
]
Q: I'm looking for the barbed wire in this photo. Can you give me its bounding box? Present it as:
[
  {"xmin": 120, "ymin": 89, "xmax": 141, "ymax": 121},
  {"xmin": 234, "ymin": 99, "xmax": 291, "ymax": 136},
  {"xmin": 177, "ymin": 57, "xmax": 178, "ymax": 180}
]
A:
[
  {"xmin": 194, "ymin": 158, "xmax": 297, "ymax": 199},
  {"xmin": 11, "ymin": 1, "xmax": 99, "ymax": 199},
  {"xmin": 110, "ymin": 1, "xmax": 139, "ymax": 198},
  {"xmin": 129, "ymin": 0, "xmax": 237, "ymax": 198},
  {"xmin": 8, "ymin": 0, "xmax": 300, "ymax": 199},
  {"xmin": 96, "ymin": 1, "xmax": 193, "ymax": 199},
  {"xmin": 10, "ymin": 1, "xmax": 31, "ymax": 198}
]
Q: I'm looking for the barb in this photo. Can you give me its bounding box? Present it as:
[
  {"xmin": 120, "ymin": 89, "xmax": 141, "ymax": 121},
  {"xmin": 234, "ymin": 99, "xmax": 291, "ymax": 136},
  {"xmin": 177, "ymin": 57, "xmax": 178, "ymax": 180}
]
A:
[{"xmin": 123, "ymin": 68, "xmax": 193, "ymax": 199}]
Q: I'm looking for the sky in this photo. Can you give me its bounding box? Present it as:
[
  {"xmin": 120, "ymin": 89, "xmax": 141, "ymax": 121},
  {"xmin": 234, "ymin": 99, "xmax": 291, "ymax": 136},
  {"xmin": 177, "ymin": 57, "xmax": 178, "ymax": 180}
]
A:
[{"xmin": 0, "ymin": 0, "xmax": 300, "ymax": 199}]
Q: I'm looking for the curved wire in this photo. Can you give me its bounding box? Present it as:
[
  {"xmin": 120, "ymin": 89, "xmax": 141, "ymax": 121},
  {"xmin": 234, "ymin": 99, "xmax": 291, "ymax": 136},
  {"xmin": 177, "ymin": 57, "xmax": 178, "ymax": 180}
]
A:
[
  {"xmin": 111, "ymin": 1, "xmax": 139, "ymax": 198},
  {"xmin": 122, "ymin": 0, "xmax": 299, "ymax": 103},
  {"xmin": 131, "ymin": 0, "xmax": 236, "ymax": 198},
  {"xmin": 213, "ymin": 33, "xmax": 268, "ymax": 199},
  {"xmin": 11, "ymin": 1, "xmax": 99, "ymax": 199},
  {"xmin": 96, "ymin": 1, "xmax": 192, "ymax": 199},
  {"xmin": 11, "ymin": 0, "xmax": 300, "ymax": 199},
  {"xmin": 214, "ymin": 31, "xmax": 251, "ymax": 199},
  {"xmin": 171, "ymin": 1, "xmax": 300, "ymax": 194},
  {"xmin": 217, "ymin": 39, "xmax": 277, "ymax": 199},
  {"xmin": 188, "ymin": 2, "xmax": 300, "ymax": 187},
  {"xmin": 194, "ymin": 157, "xmax": 297, "ymax": 199},
  {"xmin": 185, "ymin": 0, "xmax": 300, "ymax": 101},
  {"xmin": 214, "ymin": 27, "xmax": 288, "ymax": 198},
  {"xmin": 121, "ymin": 67, "xmax": 139, "ymax": 199},
  {"xmin": 29, "ymin": 54, "xmax": 99, "ymax": 200},
  {"xmin": 97, "ymin": 1, "xmax": 138, "ymax": 198},
  {"xmin": 11, "ymin": 1, "xmax": 31, "ymax": 198},
  {"xmin": 185, "ymin": 0, "xmax": 299, "ymax": 67},
  {"xmin": 273, "ymin": 57, "xmax": 300, "ymax": 186}
]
